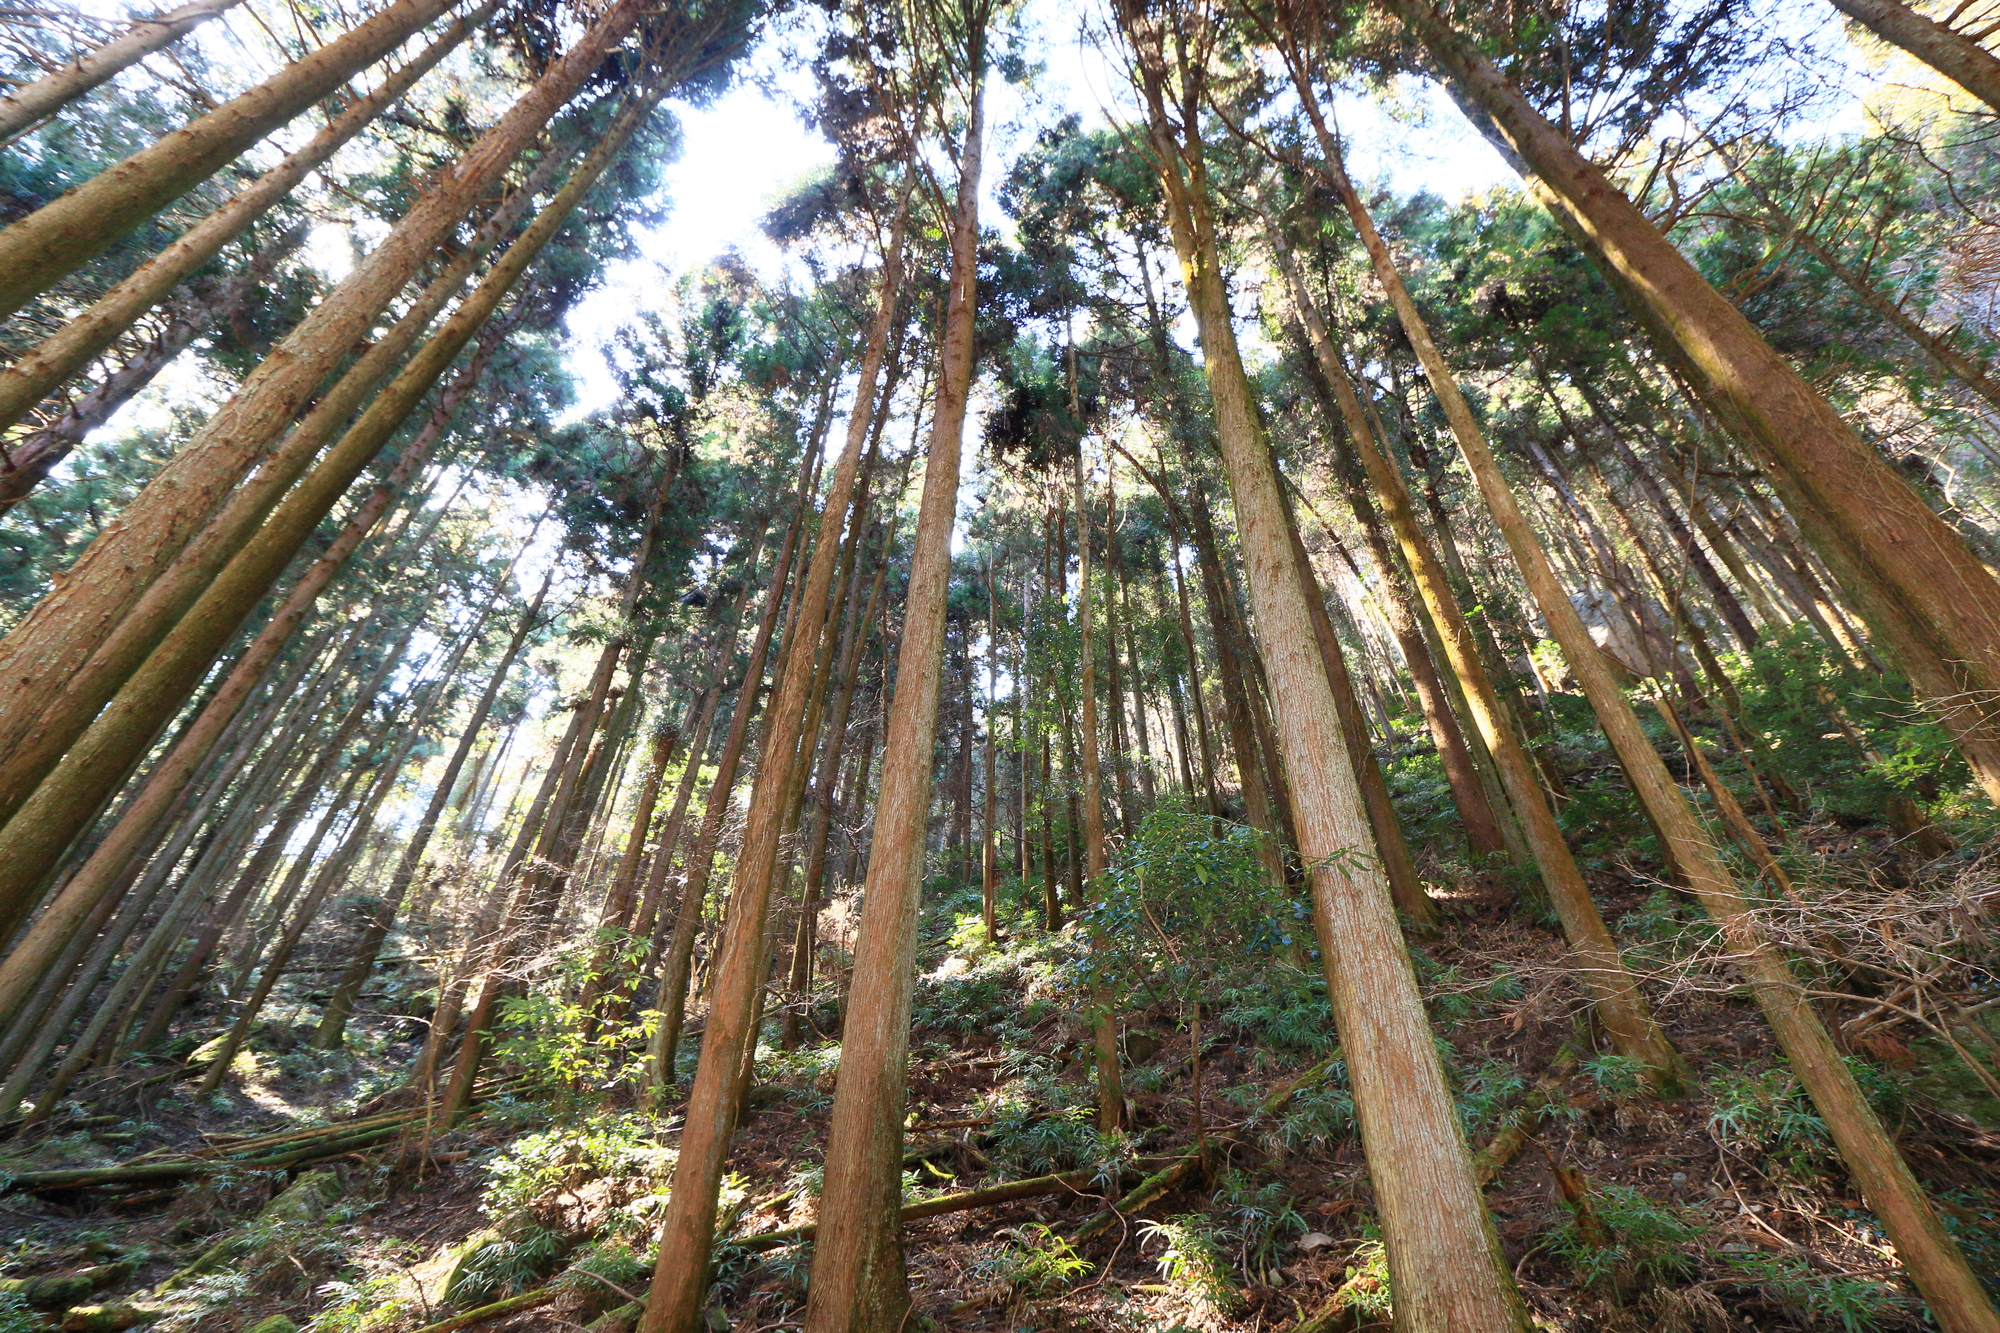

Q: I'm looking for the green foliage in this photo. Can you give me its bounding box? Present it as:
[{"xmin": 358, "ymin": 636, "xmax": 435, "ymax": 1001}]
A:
[
  {"xmin": 0, "ymin": 1293, "xmax": 35, "ymax": 1333},
  {"xmin": 304, "ymin": 1275, "xmax": 411, "ymax": 1333},
  {"xmin": 1705, "ymin": 1068, "xmax": 1833, "ymax": 1173},
  {"xmin": 1581, "ymin": 1053, "xmax": 1646, "ymax": 1099},
  {"xmin": 1720, "ymin": 1251, "xmax": 1915, "ymax": 1331},
  {"xmin": 1212, "ymin": 1171, "xmax": 1307, "ymax": 1281},
  {"xmin": 1338, "ymin": 1238, "xmax": 1394, "ymax": 1320},
  {"xmin": 1551, "ymin": 1185, "xmax": 1702, "ymax": 1292},
  {"xmin": 1080, "ymin": 798, "xmax": 1294, "ymax": 1004},
  {"xmin": 480, "ymin": 1112, "xmax": 675, "ymax": 1238},
  {"xmin": 493, "ymin": 940, "xmax": 653, "ymax": 1096},
  {"xmin": 1138, "ymin": 1214, "xmax": 1238, "ymax": 1310},
  {"xmin": 1739, "ymin": 626, "xmax": 1967, "ymax": 816},
  {"xmin": 443, "ymin": 1220, "xmax": 573, "ymax": 1308},
  {"xmin": 972, "ymin": 1224, "xmax": 1091, "ymax": 1295},
  {"xmin": 1456, "ymin": 1058, "xmax": 1527, "ymax": 1137}
]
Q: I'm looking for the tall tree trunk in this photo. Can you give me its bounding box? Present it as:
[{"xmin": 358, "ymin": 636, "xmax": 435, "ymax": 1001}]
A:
[
  {"xmin": 1828, "ymin": 0, "xmax": 2000, "ymax": 111},
  {"xmin": 1278, "ymin": 139, "xmax": 1689, "ymax": 1088},
  {"xmin": 981, "ymin": 550, "xmax": 999, "ymax": 943},
  {"xmin": 797, "ymin": 62, "xmax": 984, "ymax": 1333},
  {"xmin": 0, "ymin": 0, "xmax": 466, "ymax": 313},
  {"xmin": 0, "ymin": 90, "xmax": 660, "ymax": 936},
  {"xmin": 644, "ymin": 186, "xmax": 914, "ymax": 1333},
  {"xmin": 312, "ymin": 559, "xmax": 549, "ymax": 1049},
  {"xmin": 1072, "ymin": 439, "xmax": 1127, "ymax": 1132},
  {"xmin": 1330, "ymin": 69, "xmax": 1998, "ymax": 1330},
  {"xmin": 0, "ymin": 0, "xmax": 247, "ymax": 137},
  {"xmin": 0, "ymin": 233, "xmax": 302, "ymax": 512},
  {"xmin": 1121, "ymin": 15, "xmax": 1532, "ymax": 1324},
  {"xmin": 0, "ymin": 0, "xmax": 671, "ymax": 793},
  {"xmin": 0, "ymin": 4, "xmax": 489, "ymax": 440},
  {"xmin": 1388, "ymin": 0, "xmax": 2000, "ymax": 804}
]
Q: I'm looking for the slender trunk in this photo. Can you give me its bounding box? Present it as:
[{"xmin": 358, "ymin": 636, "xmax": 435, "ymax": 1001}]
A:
[
  {"xmin": 1281, "ymin": 132, "xmax": 1690, "ymax": 1087},
  {"xmin": 1339, "ymin": 54, "xmax": 1999, "ymax": 1320},
  {"xmin": 1071, "ymin": 438, "xmax": 1127, "ymax": 1133},
  {"xmin": 0, "ymin": 93, "xmax": 657, "ymax": 935},
  {"xmin": 0, "ymin": 5, "xmax": 488, "ymax": 440},
  {"xmin": 0, "ymin": 0, "xmax": 247, "ymax": 136},
  {"xmin": 982, "ymin": 552, "xmax": 998, "ymax": 944},
  {"xmin": 1278, "ymin": 306, "xmax": 1508, "ymax": 862},
  {"xmin": 644, "ymin": 189, "xmax": 914, "ymax": 1333},
  {"xmin": 312, "ymin": 560, "xmax": 548, "ymax": 1049},
  {"xmin": 0, "ymin": 0, "xmax": 669, "ymax": 793},
  {"xmin": 1123, "ymin": 20, "xmax": 1533, "ymax": 1323},
  {"xmin": 0, "ymin": 0, "xmax": 466, "ymax": 312},
  {"xmin": 1390, "ymin": 0, "xmax": 2000, "ymax": 805},
  {"xmin": 0, "ymin": 246, "xmax": 290, "ymax": 513},
  {"xmin": 796, "ymin": 67, "xmax": 983, "ymax": 1333}
]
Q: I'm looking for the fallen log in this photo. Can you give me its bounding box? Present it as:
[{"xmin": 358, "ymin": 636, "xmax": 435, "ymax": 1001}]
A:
[
  {"xmin": 728, "ymin": 1165, "xmax": 1121, "ymax": 1254},
  {"xmin": 398, "ymin": 1288, "xmax": 557, "ymax": 1333},
  {"xmin": 1070, "ymin": 1156, "xmax": 1200, "ymax": 1244}
]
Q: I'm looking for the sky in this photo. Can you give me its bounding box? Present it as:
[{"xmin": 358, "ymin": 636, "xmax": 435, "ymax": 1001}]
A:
[{"xmin": 555, "ymin": 0, "xmax": 1526, "ymax": 419}]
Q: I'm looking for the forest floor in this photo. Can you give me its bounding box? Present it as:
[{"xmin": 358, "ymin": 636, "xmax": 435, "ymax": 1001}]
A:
[{"xmin": 0, "ymin": 823, "xmax": 1997, "ymax": 1333}]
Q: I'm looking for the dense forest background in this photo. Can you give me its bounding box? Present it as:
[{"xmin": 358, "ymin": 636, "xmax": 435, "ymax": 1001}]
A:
[{"xmin": 1, "ymin": 0, "xmax": 1999, "ymax": 1331}]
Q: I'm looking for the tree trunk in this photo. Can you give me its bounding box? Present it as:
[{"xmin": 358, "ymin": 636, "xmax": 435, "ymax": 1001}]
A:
[
  {"xmin": 643, "ymin": 187, "xmax": 914, "ymax": 1333},
  {"xmin": 1389, "ymin": 0, "xmax": 2000, "ymax": 805},
  {"xmin": 1828, "ymin": 0, "xmax": 2000, "ymax": 111},
  {"xmin": 1121, "ymin": 14, "xmax": 1530, "ymax": 1326},
  {"xmin": 1072, "ymin": 439, "xmax": 1127, "ymax": 1133},
  {"xmin": 1340, "ymin": 54, "xmax": 1999, "ymax": 1322},
  {"xmin": 312, "ymin": 560, "xmax": 549, "ymax": 1049},
  {"xmin": 0, "ymin": 92, "xmax": 657, "ymax": 936},
  {"xmin": 1279, "ymin": 129, "xmax": 1690, "ymax": 1088},
  {"xmin": 0, "ymin": 4, "xmax": 487, "ymax": 440},
  {"xmin": 795, "ymin": 65, "xmax": 984, "ymax": 1333},
  {"xmin": 0, "ymin": 0, "xmax": 666, "ymax": 797},
  {"xmin": 0, "ymin": 0, "xmax": 246, "ymax": 137},
  {"xmin": 0, "ymin": 0, "xmax": 467, "ymax": 313}
]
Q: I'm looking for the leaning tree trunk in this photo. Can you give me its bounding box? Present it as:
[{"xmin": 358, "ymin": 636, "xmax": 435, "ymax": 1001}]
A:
[
  {"xmin": 796, "ymin": 70, "xmax": 985, "ymax": 1333},
  {"xmin": 643, "ymin": 179, "xmax": 913, "ymax": 1333},
  {"xmin": 0, "ymin": 0, "xmax": 246, "ymax": 137},
  {"xmin": 0, "ymin": 0, "xmax": 462, "ymax": 315},
  {"xmin": 1339, "ymin": 73, "xmax": 2000, "ymax": 1330},
  {"xmin": 0, "ymin": 130, "xmax": 578, "ymax": 832},
  {"xmin": 0, "ymin": 2, "xmax": 489, "ymax": 440},
  {"xmin": 0, "ymin": 231, "xmax": 302, "ymax": 513},
  {"xmin": 0, "ymin": 0, "xmax": 664, "ymax": 807},
  {"xmin": 312, "ymin": 559, "xmax": 549, "ymax": 1049},
  {"xmin": 1386, "ymin": 0, "xmax": 2000, "ymax": 804},
  {"xmin": 0, "ymin": 90, "xmax": 659, "ymax": 939},
  {"xmin": 1828, "ymin": 0, "xmax": 2000, "ymax": 112},
  {"xmin": 1121, "ymin": 12, "xmax": 1532, "ymax": 1326}
]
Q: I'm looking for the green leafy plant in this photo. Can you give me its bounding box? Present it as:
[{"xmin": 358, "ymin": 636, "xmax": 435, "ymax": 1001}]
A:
[
  {"xmin": 971, "ymin": 1224, "xmax": 1091, "ymax": 1295},
  {"xmin": 1212, "ymin": 1171, "xmax": 1306, "ymax": 1284},
  {"xmin": 1139, "ymin": 1214, "xmax": 1238, "ymax": 1310}
]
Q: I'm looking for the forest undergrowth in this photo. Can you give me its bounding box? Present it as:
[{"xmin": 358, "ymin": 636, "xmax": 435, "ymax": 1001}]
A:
[{"xmin": 0, "ymin": 643, "xmax": 1994, "ymax": 1333}]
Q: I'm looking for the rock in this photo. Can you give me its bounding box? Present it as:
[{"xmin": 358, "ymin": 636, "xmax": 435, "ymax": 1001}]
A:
[
  {"xmin": 243, "ymin": 1319, "xmax": 297, "ymax": 1333},
  {"xmin": 1297, "ymin": 1232, "xmax": 1335, "ymax": 1252},
  {"xmin": 439, "ymin": 1228, "xmax": 504, "ymax": 1306},
  {"xmin": 0, "ymin": 1261, "xmax": 136, "ymax": 1310},
  {"xmin": 257, "ymin": 1170, "xmax": 340, "ymax": 1225},
  {"xmin": 48, "ymin": 1305, "xmax": 160, "ymax": 1332}
]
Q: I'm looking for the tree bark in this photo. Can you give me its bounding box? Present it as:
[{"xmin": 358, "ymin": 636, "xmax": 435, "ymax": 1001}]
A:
[
  {"xmin": 0, "ymin": 0, "xmax": 666, "ymax": 797},
  {"xmin": 0, "ymin": 0, "xmax": 465, "ymax": 315},
  {"xmin": 645, "ymin": 188, "xmax": 914, "ymax": 1333},
  {"xmin": 0, "ymin": 0, "xmax": 246, "ymax": 138},
  {"xmin": 0, "ymin": 6, "xmax": 489, "ymax": 441},
  {"xmin": 1829, "ymin": 0, "xmax": 2000, "ymax": 112},
  {"xmin": 795, "ymin": 66, "xmax": 987, "ymax": 1333},
  {"xmin": 1389, "ymin": 0, "xmax": 2000, "ymax": 804},
  {"xmin": 1121, "ymin": 14, "xmax": 1532, "ymax": 1325}
]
